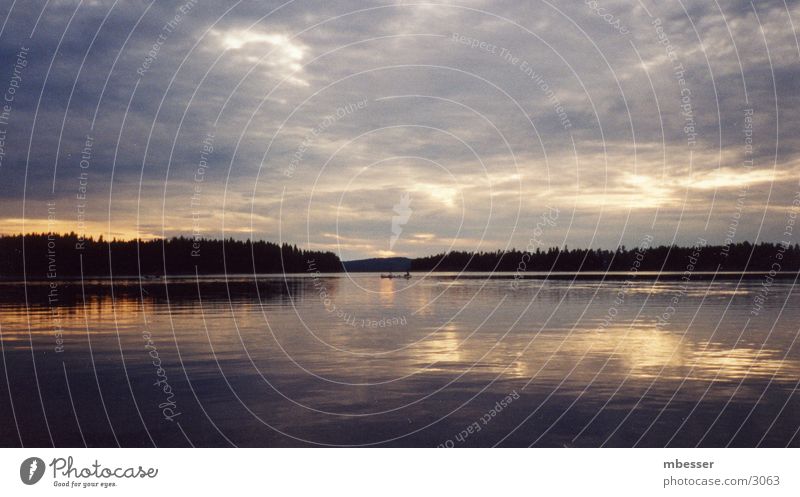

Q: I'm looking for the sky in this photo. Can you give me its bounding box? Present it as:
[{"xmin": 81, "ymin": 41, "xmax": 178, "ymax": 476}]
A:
[{"xmin": 0, "ymin": 0, "xmax": 798, "ymax": 260}]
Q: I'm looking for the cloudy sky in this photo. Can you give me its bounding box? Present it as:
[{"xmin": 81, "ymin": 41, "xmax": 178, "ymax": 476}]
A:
[{"xmin": 0, "ymin": 0, "xmax": 798, "ymax": 259}]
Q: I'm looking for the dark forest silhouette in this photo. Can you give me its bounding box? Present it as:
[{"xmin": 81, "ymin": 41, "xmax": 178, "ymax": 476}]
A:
[
  {"xmin": 0, "ymin": 233, "xmax": 341, "ymax": 278},
  {"xmin": 2, "ymin": 233, "xmax": 799, "ymax": 278},
  {"xmin": 410, "ymin": 242, "xmax": 800, "ymax": 273}
]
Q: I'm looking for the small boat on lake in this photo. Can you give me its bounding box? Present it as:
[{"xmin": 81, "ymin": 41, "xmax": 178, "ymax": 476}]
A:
[{"xmin": 381, "ymin": 272, "xmax": 412, "ymax": 279}]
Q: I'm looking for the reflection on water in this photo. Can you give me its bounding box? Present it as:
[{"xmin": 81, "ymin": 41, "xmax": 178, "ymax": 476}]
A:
[{"xmin": 0, "ymin": 273, "xmax": 798, "ymax": 447}]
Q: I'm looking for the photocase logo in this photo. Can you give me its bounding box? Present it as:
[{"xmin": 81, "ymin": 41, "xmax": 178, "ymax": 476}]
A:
[
  {"xmin": 390, "ymin": 192, "xmax": 412, "ymax": 249},
  {"xmin": 20, "ymin": 457, "xmax": 45, "ymax": 485}
]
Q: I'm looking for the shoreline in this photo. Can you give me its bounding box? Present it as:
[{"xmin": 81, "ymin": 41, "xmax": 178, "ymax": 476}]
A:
[{"xmin": 2, "ymin": 270, "xmax": 798, "ymax": 283}]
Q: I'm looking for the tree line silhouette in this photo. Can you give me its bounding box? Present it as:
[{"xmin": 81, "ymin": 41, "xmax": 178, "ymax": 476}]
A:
[
  {"xmin": 409, "ymin": 242, "xmax": 800, "ymax": 273},
  {"xmin": 2, "ymin": 234, "xmax": 799, "ymax": 279},
  {"xmin": 0, "ymin": 233, "xmax": 341, "ymax": 278}
]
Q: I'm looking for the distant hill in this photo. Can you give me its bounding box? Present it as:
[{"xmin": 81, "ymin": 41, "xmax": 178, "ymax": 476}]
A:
[{"xmin": 342, "ymin": 257, "xmax": 411, "ymax": 272}]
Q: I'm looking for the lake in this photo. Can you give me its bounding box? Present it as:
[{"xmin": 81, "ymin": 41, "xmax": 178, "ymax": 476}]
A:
[{"xmin": 1, "ymin": 272, "xmax": 798, "ymax": 447}]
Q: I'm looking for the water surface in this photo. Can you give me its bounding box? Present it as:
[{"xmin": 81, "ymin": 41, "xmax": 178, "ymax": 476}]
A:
[{"xmin": 1, "ymin": 272, "xmax": 798, "ymax": 447}]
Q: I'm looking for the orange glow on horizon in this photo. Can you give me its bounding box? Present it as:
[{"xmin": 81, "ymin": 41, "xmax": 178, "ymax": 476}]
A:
[{"xmin": 0, "ymin": 218, "xmax": 160, "ymax": 241}]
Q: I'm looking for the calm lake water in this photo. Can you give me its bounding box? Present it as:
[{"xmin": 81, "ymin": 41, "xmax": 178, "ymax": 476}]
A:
[{"xmin": 1, "ymin": 272, "xmax": 799, "ymax": 447}]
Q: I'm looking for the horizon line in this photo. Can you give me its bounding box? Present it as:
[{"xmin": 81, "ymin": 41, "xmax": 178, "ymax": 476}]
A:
[{"xmin": 2, "ymin": 231, "xmax": 796, "ymax": 263}]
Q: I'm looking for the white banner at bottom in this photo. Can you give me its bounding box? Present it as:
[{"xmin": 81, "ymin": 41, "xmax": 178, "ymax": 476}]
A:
[{"xmin": 0, "ymin": 448, "xmax": 797, "ymax": 496}]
